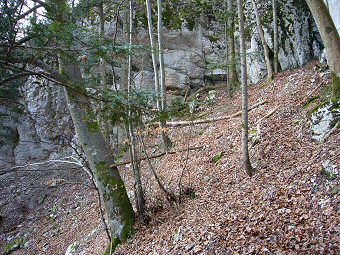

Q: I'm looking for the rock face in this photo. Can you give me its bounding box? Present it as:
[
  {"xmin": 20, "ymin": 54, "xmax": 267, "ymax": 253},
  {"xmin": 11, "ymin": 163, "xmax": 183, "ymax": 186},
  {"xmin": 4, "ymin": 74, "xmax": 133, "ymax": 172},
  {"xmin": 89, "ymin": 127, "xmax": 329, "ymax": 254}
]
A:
[
  {"xmin": 132, "ymin": 0, "xmax": 323, "ymax": 88},
  {"xmin": 134, "ymin": 27, "xmax": 205, "ymax": 94},
  {"xmin": 0, "ymin": 76, "xmax": 73, "ymax": 167},
  {"xmin": 329, "ymin": 0, "xmax": 340, "ymax": 33},
  {"xmin": 245, "ymin": 0, "xmax": 322, "ymax": 83},
  {"xmin": 310, "ymin": 102, "xmax": 339, "ymax": 142},
  {"xmin": 0, "ymin": 1, "xmax": 325, "ymax": 166}
]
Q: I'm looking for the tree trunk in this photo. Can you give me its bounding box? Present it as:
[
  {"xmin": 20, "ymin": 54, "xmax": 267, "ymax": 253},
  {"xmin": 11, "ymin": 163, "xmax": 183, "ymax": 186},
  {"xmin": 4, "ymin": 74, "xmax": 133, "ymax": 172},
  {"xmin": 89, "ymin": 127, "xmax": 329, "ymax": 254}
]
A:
[
  {"xmin": 157, "ymin": 0, "xmax": 166, "ymax": 113},
  {"xmin": 146, "ymin": 0, "xmax": 172, "ymax": 150},
  {"xmin": 227, "ymin": 0, "xmax": 238, "ymax": 88},
  {"xmin": 62, "ymin": 64, "xmax": 134, "ymax": 244},
  {"xmin": 98, "ymin": 2, "xmax": 110, "ymax": 142},
  {"xmin": 251, "ymin": 0, "xmax": 273, "ymax": 80},
  {"xmin": 127, "ymin": 0, "xmax": 146, "ymax": 223},
  {"xmin": 305, "ymin": 0, "xmax": 340, "ymax": 100},
  {"xmin": 224, "ymin": 0, "xmax": 230, "ymax": 97},
  {"xmin": 237, "ymin": 0, "xmax": 254, "ymax": 177},
  {"xmin": 272, "ymin": 0, "xmax": 279, "ymax": 73}
]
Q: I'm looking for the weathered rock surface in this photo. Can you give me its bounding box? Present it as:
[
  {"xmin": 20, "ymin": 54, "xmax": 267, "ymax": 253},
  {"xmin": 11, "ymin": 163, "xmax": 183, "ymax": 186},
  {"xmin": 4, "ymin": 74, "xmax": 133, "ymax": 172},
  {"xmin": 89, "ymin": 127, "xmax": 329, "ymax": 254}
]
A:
[
  {"xmin": 310, "ymin": 101, "xmax": 340, "ymax": 142},
  {"xmin": 0, "ymin": 76, "xmax": 73, "ymax": 167}
]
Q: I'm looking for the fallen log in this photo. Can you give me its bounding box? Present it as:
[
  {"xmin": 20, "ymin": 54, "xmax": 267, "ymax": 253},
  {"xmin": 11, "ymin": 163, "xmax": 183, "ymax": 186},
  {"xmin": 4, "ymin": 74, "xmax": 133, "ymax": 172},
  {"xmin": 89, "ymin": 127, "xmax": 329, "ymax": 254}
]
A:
[
  {"xmin": 167, "ymin": 100, "xmax": 267, "ymax": 127},
  {"xmin": 110, "ymin": 146, "xmax": 203, "ymax": 168}
]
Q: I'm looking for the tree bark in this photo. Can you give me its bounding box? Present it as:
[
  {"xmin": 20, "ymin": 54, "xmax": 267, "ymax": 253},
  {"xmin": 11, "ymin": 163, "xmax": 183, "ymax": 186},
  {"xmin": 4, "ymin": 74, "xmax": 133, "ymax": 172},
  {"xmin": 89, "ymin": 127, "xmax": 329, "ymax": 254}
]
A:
[
  {"xmin": 272, "ymin": 0, "xmax": 279, "ymax": 73},
  {"xmin": 127, "ymin": 0, "xmax": 146, "ymax": 223},
  {"xmin": 305, "ymin": 0, "xmax": 340, "ymax": 100},
  {"xmin": 251, "ymin": 0, "xmax": 273, "ymax": 80},
  {"xmin": 227, "ymin": 0, "xmax": 238, "ymax": 88},
  {"xmin": 146, "ymin": 0, "xmax": 172, "ymax": 150},
  {"xmin": 237, "ymin": 0, "xmax": 254, "ymax": 177},
  {"xmin": 98, "ymin": 2, "xmax": 110, "ymax": 142},
  {"xmin": 224, "ymin": 0, "xmax": 230, "ymax": 97},
  {"xmin": 62, "ymin": 64, "xmax": 134, "ymax": 244}
]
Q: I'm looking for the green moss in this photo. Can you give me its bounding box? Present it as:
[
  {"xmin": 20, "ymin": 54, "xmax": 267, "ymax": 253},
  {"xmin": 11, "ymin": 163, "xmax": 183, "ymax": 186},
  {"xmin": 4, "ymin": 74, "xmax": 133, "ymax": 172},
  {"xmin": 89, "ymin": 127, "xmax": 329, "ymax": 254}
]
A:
[
  {"xmin": 3, "ymin": 238, "xmax": 25, "ymax": 254},
  {"xmin": 303, "ymin": 96, "xmax": 320, "ymax": 108},
  {"xmin": 331, "ymin": 72, "xmax": 340, "ymax": 102},
  {"xmin": 95, "ymin": 161, "xmax": 134, "ymax": 243},
  {"xmin": 84, "ymin": 112, "xmax": 100, "ymax": 133},
  {"xmin": 102, "ymin": 237, "xmax": 121, "ymax": 255},
  {"xmin": 207, "ymin": 35, "xmax": 219, "ymax": 43}
]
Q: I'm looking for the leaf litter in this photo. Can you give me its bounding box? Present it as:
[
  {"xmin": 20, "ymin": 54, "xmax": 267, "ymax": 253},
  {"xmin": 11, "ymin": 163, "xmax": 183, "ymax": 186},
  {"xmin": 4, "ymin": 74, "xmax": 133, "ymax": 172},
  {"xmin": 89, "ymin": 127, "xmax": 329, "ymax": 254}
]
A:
[{"xmin": 2, "ymin": 61, "xmax": 338, "ymax": 255}]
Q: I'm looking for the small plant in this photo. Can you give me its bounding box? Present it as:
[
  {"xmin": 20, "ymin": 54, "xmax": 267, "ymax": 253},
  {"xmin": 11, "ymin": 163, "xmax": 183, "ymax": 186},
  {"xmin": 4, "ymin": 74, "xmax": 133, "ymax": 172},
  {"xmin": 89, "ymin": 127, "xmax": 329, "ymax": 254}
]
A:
[
  {"xmin": 211, "ymin": 151, "xmax": 224, "ymax": 165},
  {"xmin": 3, "ymin": 237, "xmax": 25, "ymax": 254}
]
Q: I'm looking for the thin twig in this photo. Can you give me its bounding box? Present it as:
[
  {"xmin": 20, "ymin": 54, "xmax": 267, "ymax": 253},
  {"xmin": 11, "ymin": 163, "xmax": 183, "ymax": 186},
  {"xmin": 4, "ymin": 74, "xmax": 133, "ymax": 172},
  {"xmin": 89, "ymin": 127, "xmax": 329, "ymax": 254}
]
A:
[
  {"xmin": 178, "ymin": 123, "xmax": 193, "ymax": 201},
  {"xmin": 138, "ymin": 131, "xmax": 177, "ymax": 202},
  {"xmin": 110, "ymin": 146, "xmax": 203, "ymax": 168}
]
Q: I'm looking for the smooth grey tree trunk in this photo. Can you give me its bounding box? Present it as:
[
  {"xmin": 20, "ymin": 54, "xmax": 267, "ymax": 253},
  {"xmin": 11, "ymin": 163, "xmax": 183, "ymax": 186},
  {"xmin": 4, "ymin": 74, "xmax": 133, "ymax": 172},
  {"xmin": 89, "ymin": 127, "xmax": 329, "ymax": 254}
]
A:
[
  {"xmin": 146, "ymin": 0, "xmax": 172, "ymax": 150},
  {"xmin": 272, "ymin": 0, "xmax": 279, "ymax": 73},
  {"xmin": 157, "ymin": 0, "xmax": 166, "ymax": 113},
  {"xmin": 98, "ymin": 2, "xmax": 110, "ymax": 142},
  {"xmin": 33, "ymin": 57, "xmax": 134, "ymax": 252},
  {"xmin": 237, "ymin": 0, "xmax": 254, "ymax": 177},
  {"xmin": 251, "ymin": 0, "xmax": 273, "ymax": 80},
  {"xmin": 61, "ymin": 64, "xmax": 135, "ymax": 244},
  {"xmin": 305, "ymin": 0, "xmax": 340, "ymax": 100}
]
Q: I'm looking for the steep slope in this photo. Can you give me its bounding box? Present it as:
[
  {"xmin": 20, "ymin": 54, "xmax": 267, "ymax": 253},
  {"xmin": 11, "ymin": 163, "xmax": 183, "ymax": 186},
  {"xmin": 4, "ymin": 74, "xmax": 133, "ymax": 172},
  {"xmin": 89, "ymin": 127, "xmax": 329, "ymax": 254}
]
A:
[
  {"xmin": 1, "ymin": 61, "xmax": 338, "ymax": 255},
  {"xmin": 115, "ymin": 61, "xmax": 339, "ymax": 254}
]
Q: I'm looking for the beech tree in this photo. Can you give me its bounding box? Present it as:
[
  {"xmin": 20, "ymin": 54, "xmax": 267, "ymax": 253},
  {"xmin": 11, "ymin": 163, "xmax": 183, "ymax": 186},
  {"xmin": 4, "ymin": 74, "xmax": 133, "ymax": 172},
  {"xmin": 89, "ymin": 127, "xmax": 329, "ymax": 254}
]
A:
[
  {"xmin": 237, "ymin": 0, "xmax": 254, "ymax": 176},
  {"xmin": 305, "ymin": 0, "xmax": 340, "ymax": 100},
  {"xmin": 0, "ymin": 0, "xmax": 134, "ymax": 249}
]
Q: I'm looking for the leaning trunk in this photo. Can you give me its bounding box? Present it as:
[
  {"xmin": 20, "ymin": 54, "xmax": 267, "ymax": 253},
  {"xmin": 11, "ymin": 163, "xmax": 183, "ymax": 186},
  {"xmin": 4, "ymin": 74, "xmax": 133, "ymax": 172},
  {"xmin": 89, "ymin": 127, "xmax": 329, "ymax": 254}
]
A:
[
  {"xmin": 238, "ymin": 0, "xmax": 254, "ymax": 176},
  {"xmin": 251, "ymin": 0, "xmax": 273, "ymax": 80},
  {"xmin": 62, "ymin": 63, "xmax": 134, "ymax": 245},
  {"xmin": 305, "ymin": 0, "xmax": 340, "ymax": 100}
]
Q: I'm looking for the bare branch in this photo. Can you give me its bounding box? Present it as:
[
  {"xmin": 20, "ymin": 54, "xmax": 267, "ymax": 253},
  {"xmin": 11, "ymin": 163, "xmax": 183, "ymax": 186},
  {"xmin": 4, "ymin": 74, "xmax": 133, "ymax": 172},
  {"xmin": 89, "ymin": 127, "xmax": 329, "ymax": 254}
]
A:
[
  {"xmin": 15, "ymin": 4, "xmax": 43, "ymax": 21},
  {"xmin": 167, "ymin": 100, "xmax": 267, "ymax": 127},
  {"xmin": 110, "ymin": 146, "xmax": 203, "ymax": 168}
]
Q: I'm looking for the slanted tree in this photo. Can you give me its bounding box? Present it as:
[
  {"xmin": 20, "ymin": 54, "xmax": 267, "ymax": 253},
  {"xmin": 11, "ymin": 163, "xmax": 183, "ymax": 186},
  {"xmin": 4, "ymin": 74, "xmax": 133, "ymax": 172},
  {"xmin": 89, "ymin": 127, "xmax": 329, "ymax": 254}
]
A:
[
  {"xmin": 251, "ymin": 0, "xmax": 273, "ymax": 80},
  {"xmin": 0, "ymin": 0, "xmax": 134, "ymax": 249},
  {"xmin": 237, "ymin": 0, "xmax": 254, "ymax": 176},
  {"xmin": 305, "ymin": 0, "xmax": 340, "ymax": 100}
]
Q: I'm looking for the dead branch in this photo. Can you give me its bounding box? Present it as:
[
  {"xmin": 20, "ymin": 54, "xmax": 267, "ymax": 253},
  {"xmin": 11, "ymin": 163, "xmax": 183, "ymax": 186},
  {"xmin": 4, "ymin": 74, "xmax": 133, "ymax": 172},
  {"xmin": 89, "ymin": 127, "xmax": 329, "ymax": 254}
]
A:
[
  {"xmin": 167, "ymin": 100, "xmax": 267, "ymax": 127},
  {"xmin": 250, "ymin": 106, "xmax": 279, "ymax": 149},
  {"xmin": 255, "ymin": 106, "xmax": 279, "ymax": 125},
  {"xmin": 302, "ymin": 82, "xmax": 325, "ymax": 104},
  {"xmin": 110, "ymin": 146, "xmax": 203, "ymax": 168}
]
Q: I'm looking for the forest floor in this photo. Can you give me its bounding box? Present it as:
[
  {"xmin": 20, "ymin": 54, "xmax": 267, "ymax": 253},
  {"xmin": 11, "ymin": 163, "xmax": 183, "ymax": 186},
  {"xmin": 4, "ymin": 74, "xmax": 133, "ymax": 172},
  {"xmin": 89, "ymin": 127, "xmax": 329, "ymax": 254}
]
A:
[{"xmin": 1, "ymin": 60, "xmax": 339, "ymax": 255}]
